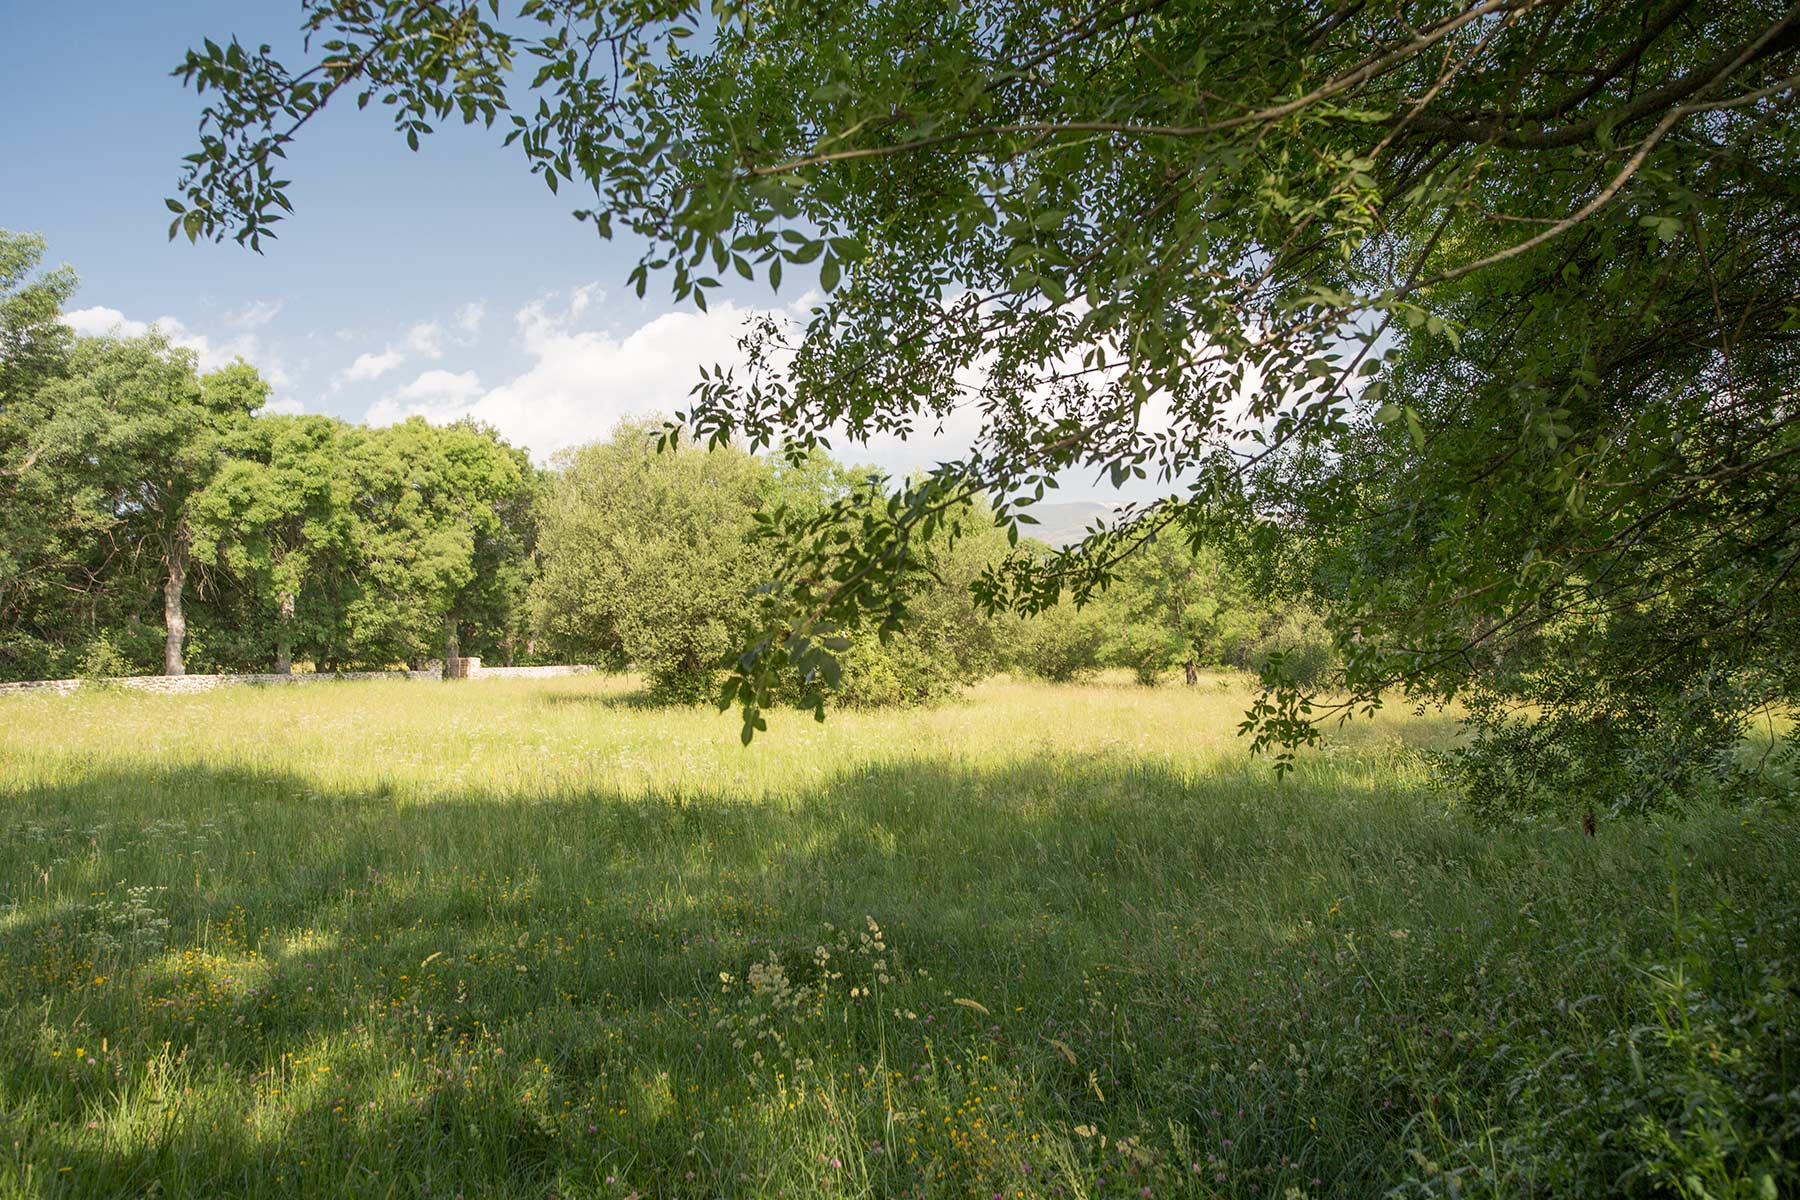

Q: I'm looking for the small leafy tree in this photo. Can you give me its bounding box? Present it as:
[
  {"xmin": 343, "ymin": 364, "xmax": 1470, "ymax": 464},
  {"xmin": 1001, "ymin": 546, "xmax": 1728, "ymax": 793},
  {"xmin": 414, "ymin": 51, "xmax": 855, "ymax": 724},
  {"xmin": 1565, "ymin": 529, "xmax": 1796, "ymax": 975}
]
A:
[
  {"xmin": 533, "ymin": 423, "xmax": 1015, "ymax": 708},
  {"xmin": 0, "ymin": 230, "xmax": 80, "ymax": 679},
  {"xmin": 193, "ymin": 414, "xmax": 357, "ymax": 672},
  {"xmin": 18, "ymin": 333, "xmax": 266, "ymax": 676},
  {"xmin": 826, "ymin": 485, "xmax": 1019, "ymax": 706},
  {"xmin": 532, "ymin": 421, "xmax": 779, "ymax": 700},
  {"xmin": 336, "ymin": 417, "xmax": 535, "ymax": 671},
  {"xmin": 1095, "ymin": 533, "xmax": 1276, "ymax": 685},
  {"xmin": 1010, "ymin": 599, "xmax": 1106, "ymax": 683}
]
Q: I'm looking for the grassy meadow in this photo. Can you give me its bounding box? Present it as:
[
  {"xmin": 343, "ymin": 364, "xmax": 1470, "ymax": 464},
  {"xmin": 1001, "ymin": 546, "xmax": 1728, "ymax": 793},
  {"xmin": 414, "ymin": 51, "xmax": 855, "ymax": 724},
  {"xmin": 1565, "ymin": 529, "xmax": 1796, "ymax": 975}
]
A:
[{"xmin": 1, "ymin": 674, "xmax": 1795, "ymax": 1198}]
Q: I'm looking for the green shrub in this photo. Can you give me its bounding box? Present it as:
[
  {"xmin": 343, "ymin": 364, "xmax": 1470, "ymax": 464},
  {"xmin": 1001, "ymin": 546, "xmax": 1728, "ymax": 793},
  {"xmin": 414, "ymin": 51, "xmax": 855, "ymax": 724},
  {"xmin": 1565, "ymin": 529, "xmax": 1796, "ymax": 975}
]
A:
[
  {"xmin": 72, "ymin": 633, "xmax": 134, "ymax": 681},
  {"xmin": 529, "ymin": 423, "xmax": 783, "ymax": 704},
  {"xmin": 1106, "ymin": 617, "xmax": 1183, "ymax": 685},
  {"xmin": 1013, "ymin": 601, "xmax": 1106, "ymax": 682},
  {"xmin": 0, "ymin": 633, "xmax": 62, "ymax": 683},
  {"xmin": 829, "ymin": 630, "xmax": 965, "ymax": 708},
  {"xmin": 1431, "ymin": 661, "xmax": 1782, "ymax": 823},
  {"xmin": 1243, "ymin": 606, "xmax": 1337, "ymax": 690}
]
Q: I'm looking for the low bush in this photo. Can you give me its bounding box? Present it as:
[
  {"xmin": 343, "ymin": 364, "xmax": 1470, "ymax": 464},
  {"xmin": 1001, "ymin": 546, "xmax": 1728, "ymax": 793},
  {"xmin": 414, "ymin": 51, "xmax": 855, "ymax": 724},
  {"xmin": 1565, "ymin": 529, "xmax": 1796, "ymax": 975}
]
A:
[{"xmin": 1009, "ymin": 601, "xmax": 1107, "ymax": 683}]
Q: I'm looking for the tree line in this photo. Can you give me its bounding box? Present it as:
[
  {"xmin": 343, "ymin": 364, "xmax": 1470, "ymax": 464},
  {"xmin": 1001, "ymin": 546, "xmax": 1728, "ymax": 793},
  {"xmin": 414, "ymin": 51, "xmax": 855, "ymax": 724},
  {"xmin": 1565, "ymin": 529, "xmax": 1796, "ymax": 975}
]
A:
[
  {"xmin": 3, "ymin": 229, "xmax": 1320, "ymax": 694},
  {"xmin": 532, "ymin": 421, "xmax": 1336, "ymax": 708},
  {"xmin": 1, "ymin": 230, "xmax": 536, "ymax": 680}
]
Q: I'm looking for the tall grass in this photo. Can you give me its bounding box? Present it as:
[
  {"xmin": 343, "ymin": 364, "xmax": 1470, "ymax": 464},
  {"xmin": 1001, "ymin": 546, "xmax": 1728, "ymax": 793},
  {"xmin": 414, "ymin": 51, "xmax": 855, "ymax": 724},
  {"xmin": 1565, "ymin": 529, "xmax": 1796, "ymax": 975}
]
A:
[{"xmin": 1, "ymin": 674, "xmax": 1794, "ymax": 1198}]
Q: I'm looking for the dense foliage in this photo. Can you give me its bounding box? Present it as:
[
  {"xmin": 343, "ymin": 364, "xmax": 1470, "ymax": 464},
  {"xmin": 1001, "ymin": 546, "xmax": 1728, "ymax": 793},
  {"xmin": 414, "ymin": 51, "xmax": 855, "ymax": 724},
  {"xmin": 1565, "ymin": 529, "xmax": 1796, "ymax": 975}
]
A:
[
  {"xmin": 169, "ymin": 0, "xmax": 1800, "ymax": 810},
  {"xmin": 529, "ymin": 420, "xmax": 1317, "ymax": 707},
  {"xmin": 532, "ymin": 423, "xmax": 799, "ymax": 699},
  {"xmin": 999, "ymin": 533, "xmax": 1337, "ymax": 689},
  {"xmin": 533, "ymin": 420, "xmax": 1025, "ymax": 708},
  {"xmin": 0, "ymin": 231, "xmax": 539, "ymax": 679}
]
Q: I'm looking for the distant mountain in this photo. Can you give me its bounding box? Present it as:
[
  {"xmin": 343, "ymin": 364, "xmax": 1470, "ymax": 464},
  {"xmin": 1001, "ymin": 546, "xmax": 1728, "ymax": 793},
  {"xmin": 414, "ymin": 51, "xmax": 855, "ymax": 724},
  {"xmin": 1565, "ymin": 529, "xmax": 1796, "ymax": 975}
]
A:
[{"xmin": 1020, "ymin": 501, "xmax": 1123, "ymax": 549}]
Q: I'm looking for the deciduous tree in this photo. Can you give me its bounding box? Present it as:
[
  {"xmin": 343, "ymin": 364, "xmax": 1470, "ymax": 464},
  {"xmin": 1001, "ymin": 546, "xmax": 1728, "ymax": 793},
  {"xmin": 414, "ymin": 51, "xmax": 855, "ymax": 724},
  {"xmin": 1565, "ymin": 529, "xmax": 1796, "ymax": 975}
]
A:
[
  {"xmin": 531, "ymin": 420, "xmax": 785, "ymax": 700},
  {"xmin": 193, "ymin": 413, "xmax": 357, "ymax": 673},
  {"xmin": 0, "ymin": 231, "xmax": 81, "ymax": 678},
  {"xmin": 21, "ymin": 334, "xmax": 266, "ymax": 675}
]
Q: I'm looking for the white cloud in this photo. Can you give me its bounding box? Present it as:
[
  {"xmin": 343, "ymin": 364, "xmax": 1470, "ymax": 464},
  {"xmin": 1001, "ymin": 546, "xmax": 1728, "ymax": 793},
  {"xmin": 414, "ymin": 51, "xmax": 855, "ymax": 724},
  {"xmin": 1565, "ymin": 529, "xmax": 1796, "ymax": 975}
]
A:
[
  {"xmin": 226, "ymin": 300, "xmax": 282, "ymax": 329},
  {"xmin": 62, "ymin": 306, "xmax": 150, "ymax": 338},
  {"xmin": 332, "ymin": 305, "xmax": 485, "ymax": 394},
  {"xmin": 61, "ymin": 305, "xmax": 294, "ymax": 389},
  {"xmin": 404, "ymin": 321, "xmax": 445, "ymax": 358},
  {"xmin": 339, "ymin": 349, "xmax": 406, "ymax": 384},
  {"xmin": 363, "ymin": 285, "xmax": 753, "ymax": 458},
  {"xmin": 396, "ymin": 368, "xmax": 483, "ymax": 404},
  {"xmin": 260, "ymin": 395, "xmax": 306, "ymax": 417},
  {"xmin": 360, "ymin": 284, "xmax": 1012, "ymax": 480}
]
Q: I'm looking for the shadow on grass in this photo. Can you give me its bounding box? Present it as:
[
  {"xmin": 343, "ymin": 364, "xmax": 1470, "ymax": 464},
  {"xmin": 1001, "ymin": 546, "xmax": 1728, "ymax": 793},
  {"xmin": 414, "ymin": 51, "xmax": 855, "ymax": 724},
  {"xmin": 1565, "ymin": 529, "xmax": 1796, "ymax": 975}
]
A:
[
  {"xmin": 2, "ymin": 751, "xmax": 1794, "ymax": 1198},
  {"xmin": 531, "ymin": 684, "xmax": 678, "ymax": 711}
]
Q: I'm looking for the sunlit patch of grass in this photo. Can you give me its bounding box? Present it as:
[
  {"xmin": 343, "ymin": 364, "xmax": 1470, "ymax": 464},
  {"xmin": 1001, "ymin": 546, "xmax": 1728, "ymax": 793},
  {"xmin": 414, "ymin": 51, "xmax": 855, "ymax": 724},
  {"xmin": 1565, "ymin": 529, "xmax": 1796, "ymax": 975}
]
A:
[{"xmin": 0, "ymin": 674, "xmax": 1794, "ymax": 1197}]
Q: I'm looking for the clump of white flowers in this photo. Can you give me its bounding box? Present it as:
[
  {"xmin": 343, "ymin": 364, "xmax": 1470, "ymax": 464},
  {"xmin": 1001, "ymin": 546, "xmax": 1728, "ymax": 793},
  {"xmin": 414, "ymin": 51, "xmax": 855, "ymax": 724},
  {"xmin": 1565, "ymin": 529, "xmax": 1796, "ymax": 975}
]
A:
[
  {"xmin": 87, "ymin": 884, "xmax": 171, "ymax": 959},
  {"xmin": 716, "ymin": 916, "xmax": 929, "ymax": 1070}
]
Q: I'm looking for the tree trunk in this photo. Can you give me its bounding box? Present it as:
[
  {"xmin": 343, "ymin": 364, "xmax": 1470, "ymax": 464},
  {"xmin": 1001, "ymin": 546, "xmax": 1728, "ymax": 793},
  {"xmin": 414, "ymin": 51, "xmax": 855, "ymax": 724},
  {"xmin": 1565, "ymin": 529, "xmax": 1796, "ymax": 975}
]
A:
[
  {"xmin": 1184, "ymin": 658, "xmax": 1199, "ymax": 685},
  {"xmin": 162, "ymin": 535, "xmax": 189, "ymax": 676},
  {"xmin": 443, "ymin": 613, "xmax": 460, "ymax": 679},
  {"xmin": 275, "ymin": 592, "xmax": 295, "ymax": 674}
]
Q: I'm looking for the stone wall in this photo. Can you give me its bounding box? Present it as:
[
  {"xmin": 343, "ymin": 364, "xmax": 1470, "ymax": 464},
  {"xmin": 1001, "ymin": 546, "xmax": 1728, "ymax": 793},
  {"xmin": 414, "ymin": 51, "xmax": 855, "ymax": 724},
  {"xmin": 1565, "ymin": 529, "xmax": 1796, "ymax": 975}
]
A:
[
  {"xmin": 0, "ymin": 664, "xmax": 594, "ymax": 698},
  {"xmin": 471, "ymin": 665, "xmax": 596, "ymax": 680}
]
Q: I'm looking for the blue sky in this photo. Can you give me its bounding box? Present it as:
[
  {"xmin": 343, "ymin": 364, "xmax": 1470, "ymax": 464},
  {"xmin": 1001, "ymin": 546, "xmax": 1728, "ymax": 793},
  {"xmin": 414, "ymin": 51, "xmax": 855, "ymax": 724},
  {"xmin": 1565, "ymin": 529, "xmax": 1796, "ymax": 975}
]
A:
[{"xmin": 2, "ymin": 2, "xmax": 1153, "ymax": 499}]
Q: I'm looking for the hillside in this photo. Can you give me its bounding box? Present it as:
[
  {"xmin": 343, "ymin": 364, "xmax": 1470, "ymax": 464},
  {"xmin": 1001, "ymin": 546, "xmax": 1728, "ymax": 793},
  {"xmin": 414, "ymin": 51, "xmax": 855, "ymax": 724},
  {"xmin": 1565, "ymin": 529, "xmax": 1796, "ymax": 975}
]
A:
[{"xmin": 1025, "ymin": 500, "xmax": 1122, "ymax": 548}]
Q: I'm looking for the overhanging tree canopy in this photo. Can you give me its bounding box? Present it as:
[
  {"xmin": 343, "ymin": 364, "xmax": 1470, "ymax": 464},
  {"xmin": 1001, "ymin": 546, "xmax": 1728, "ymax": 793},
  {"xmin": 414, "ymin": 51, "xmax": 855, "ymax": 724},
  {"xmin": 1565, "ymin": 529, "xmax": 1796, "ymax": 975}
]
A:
[{"xmin": 170, "ymin": 1, "xmax": 1800, "ymax": 770}]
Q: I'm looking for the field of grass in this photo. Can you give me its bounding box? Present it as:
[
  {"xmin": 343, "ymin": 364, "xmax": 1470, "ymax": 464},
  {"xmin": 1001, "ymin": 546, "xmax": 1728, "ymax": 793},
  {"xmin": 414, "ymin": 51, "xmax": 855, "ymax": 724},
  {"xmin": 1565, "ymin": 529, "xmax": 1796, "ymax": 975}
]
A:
[{"xmin": 1, "ymin": 673, "xmax": 1795, "ymax": 1198}]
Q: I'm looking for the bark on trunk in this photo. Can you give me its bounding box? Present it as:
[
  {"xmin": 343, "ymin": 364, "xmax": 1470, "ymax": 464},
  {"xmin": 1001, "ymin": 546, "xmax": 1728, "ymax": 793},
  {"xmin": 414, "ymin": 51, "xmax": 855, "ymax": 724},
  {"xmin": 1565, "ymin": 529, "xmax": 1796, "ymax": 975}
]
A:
[
  {"xmin": 443, "ymin": 614, "xmax": 460, "ymax": 679},
  {"xmin": 275, "ymin": 592, "xmax": 295, "ymax": 675},
  {"xmin": 1184, "ymin": 659, "xmax": 1199, "ymax": 685},
  {"xmin": 163, "ymin": 535, "xmax": 189, "ymax": 676}
]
